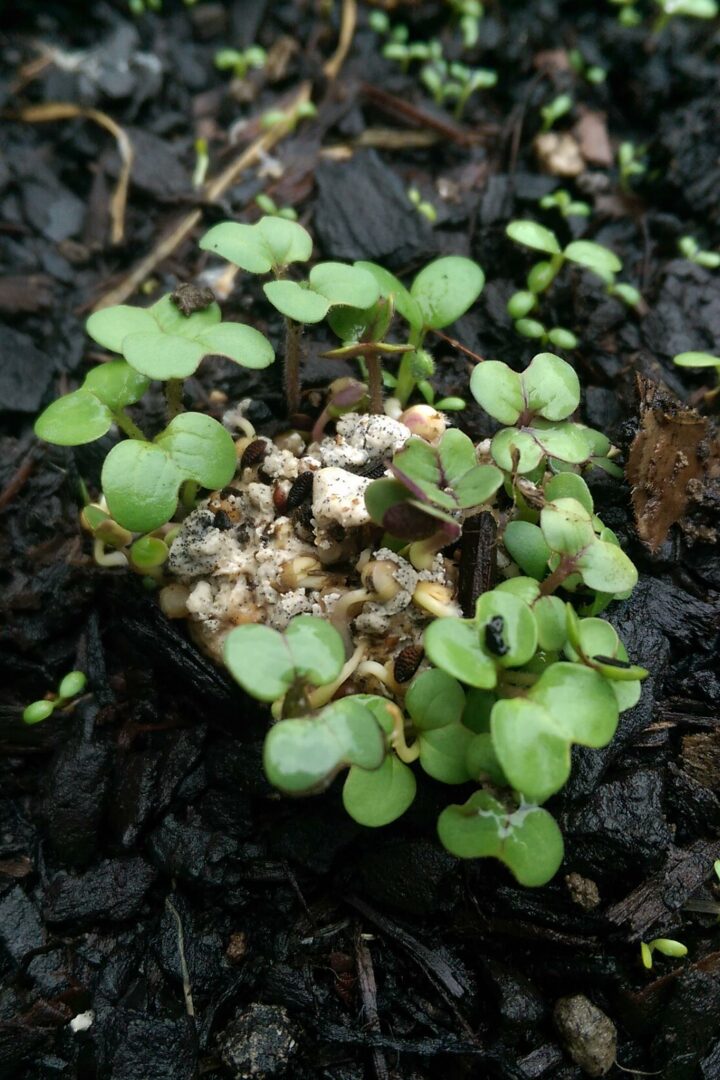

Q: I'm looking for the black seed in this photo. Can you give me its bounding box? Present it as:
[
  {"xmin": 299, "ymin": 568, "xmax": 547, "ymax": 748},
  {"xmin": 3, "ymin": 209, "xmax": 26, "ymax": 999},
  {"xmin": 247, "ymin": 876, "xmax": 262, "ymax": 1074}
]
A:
[
  {"xmin": 484, "ymin": 615, "xmax": 509, "ymax": 656},
  {"xmin": 171, "ymin": 282, "xmax": 216, "ymax": 316},
  {"xmin": 358, "ymin": 460, "xmax": 388, "ymax": 480},
  {"xmin": 394, "ymin": 645, "xmax": 424, "ymax": 683},
  {"xmin": 290, "ymin": 502, "xmax": 314, "ymax": 535},
  {"xmin": 213, "ymin": 510, "xmax": 233, "ymax": 531},
  {"xmin": 241, "ymin": 439, "xmax": 269, "ymax": 471},
  {"xmin": 593, "ymin": 654, "xmax": 633, "ymax": 669},
  {"xmin": 286, "ymin": 471, "xmax": 314, "ymax": 511}
]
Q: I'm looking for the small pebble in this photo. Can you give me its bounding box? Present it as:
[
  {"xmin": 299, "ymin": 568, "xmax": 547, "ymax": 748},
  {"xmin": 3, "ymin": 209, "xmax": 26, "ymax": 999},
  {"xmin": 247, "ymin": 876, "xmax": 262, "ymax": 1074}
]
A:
[{"xmin": 554, "ymin": 994, "xmax": 617, "ymax": 1077}]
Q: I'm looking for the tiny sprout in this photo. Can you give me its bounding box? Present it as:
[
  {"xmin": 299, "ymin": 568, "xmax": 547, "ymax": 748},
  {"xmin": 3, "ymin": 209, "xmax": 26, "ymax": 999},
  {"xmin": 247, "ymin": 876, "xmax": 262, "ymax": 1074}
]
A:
[
  {"xmin": 214, "ymin": 46, "xmax": 267, "ymax": 79},
  {"xmin": 368, "ymin": 10, "xmax": 390, "ymax": 34},
  {"xmin": 261, "ymin": 101, "xmax": 317, "ymax": 132},
  {"xmin": 618, "ymin": 141, "xmax": 647, "ymax": 194},
  {"xmin": 449, "ymin": 0, "xmax": 484, "ymax": 49},
  {"xmin": 567, "ymin": 49, "xmax": 607, "ymax": 85},
  {"xmin": 678, "ymin": 236, "xmax": 720, "ymax": 269},
  {"xmin": 421, "ymin": 59, "xmax": 497, "ymax": 118},
  {"xmin": 540, "ymin": 93, "xmax": 574, "ymax": 133},
  {"xmin": 641, "ymin": 938, "xmax": 689, "ymax": 970},
  {"xmin": 254, "ymin": 194, "xmax": 298, "ymax": 221},
  {"xmin": 654, "ymin": 0, "xmax": 718, "ymax": 32},
  {"xmin": 539, "ymin": 189, "xmax": 591, "ymax": 219},
  {"xmin": 192, "ymin": 138, "xmax": 209, "ymax": 190},
  {"xmin": 610, "ymin": 0, "xmax": 642, "ymax": 25},
  {"xmin": 407, "ymin": 187, "xmax": 437, "ymax": 223},
  {"xmin": 673, "ymin": 351, "xmax": 720, "ymax": 400},
  {"xmin": 23, "ymin": 671, "xmax": 87, "ymax": 725},
  {"xmin": 714, "ymin": 859, "xmax": 720, "ymax": 881}
]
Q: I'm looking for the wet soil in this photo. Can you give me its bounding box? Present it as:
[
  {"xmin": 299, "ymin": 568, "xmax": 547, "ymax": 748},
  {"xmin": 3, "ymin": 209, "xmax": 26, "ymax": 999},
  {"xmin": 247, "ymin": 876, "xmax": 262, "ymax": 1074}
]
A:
[{"xmin": 1, "ymin": 2, "xmax": 720, "ymax": 1078}]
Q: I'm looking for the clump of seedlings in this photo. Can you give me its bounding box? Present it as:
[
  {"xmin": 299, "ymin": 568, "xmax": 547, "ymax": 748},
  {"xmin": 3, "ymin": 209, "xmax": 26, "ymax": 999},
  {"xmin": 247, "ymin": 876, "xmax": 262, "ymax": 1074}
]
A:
[
  {"xmin": 34, "ymin": 215, "xmax": 647, "ymax": 888},
  {"xmin": 506, "ymin": 220, "xmax": 641, "ymax": 347},
  {"xmin": 35, "ymin": 286, "xmax": 274, "ymax": 536}
]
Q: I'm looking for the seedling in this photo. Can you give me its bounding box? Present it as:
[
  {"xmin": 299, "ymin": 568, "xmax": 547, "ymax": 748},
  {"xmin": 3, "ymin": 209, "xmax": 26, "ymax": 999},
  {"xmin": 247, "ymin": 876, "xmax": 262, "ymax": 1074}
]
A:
[
  {"xmin": 448, "ymin": 0, "xmax": 484, "ymax": 48},
  {"xmin": 365, "ymin": 428, "xmax": 503, "ymax": 566},
  {"xmin": 673, "ymin": 351, "xmax": 720, "ymax": 400},
  {"xmin": 568, "ymin": 49, "xmax": 607, "ymax": 85},
  {"xmin": 356, "ymin": 256, "xmax": 486, "ymax": 407},
  {"xmin": 420, "ymin": 59, "xmax": 497, "ymax": 118},
  {"xmin": 618, "ymin": 141, "xmax": 647, "ymax": 194},
  {"xmin": 609, "ymin": 0, "xmax": 642, "ymax": 25},
  {"xmin": 539, "ymin": 189, "xmax": 591, "ymax": 219},
  {"xmin": 654, "ymin": 0, "xmax": 718, "ymax": 31},
  {"xmin": 678, "ymin": 236, "xmax": 720, "ymax": 269},
  {"xmin": 214, "ymin": 46, "xmax": 267, "ymax": 80},
  {"xmin": 260, "ymin": 101, "xmax": 317, "ymax": 133},
  {"xmin": 540, "ymin": 93, "xmax": 574, "ymax": 133},
  {"xmin": 34, "ymin": 288, "xmax": 270, "ymax": 533},
  {"xmin": 192, "ymin": 138, "xmax": 209, "ymax": 190},
  {"xmin": 255, "ymin": 194, "xmax": 298, "ymax": 221},
  {"xmin": 640, "ymin": 938, "xmax": 688, "ymax": 970},
  {"xmin": 23, "ymin": 671, "xmax": 87, "ymax": 725},
  {"xmin": 505, "ymin": 220, "xmax": 638, "ymax": 344},
  {"xmin": 408, "ymin": 187, "xmax": 437, "ymax": 224}
]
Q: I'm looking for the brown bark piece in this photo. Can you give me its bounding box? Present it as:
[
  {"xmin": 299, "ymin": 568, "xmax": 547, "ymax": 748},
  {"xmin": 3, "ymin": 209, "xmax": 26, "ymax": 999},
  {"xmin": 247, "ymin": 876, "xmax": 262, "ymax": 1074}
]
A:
[{"xmin": 626, "ymin": 375, "xmax": 708, "ymax": 552}]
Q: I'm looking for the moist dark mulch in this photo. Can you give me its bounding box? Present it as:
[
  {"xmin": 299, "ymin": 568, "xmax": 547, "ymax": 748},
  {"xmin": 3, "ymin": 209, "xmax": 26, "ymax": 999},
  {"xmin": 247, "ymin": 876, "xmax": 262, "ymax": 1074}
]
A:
[{"xmin": 1, "ymin": 2, "xmax": 720, "ymax": 1078}]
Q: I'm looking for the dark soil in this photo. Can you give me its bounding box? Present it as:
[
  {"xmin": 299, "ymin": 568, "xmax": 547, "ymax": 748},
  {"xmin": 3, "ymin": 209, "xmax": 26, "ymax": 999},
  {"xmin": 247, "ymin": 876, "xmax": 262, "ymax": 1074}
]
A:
[{"xmin": 1, "ymin": 2, "xmax": 720, "ymax": 1078}]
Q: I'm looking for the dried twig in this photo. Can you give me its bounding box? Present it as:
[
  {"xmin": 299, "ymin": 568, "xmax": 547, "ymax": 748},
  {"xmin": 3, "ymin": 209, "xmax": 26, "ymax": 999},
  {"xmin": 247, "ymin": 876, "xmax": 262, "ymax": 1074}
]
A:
[
  {"xmin": 355, "ymin": 929, "xmax": 389, "ymax": 1080},
  {"xmin": 16, "ymin": 103, "xmax": 133, "ymax": 245},
  {"xmin": 95, "ymin": 82, "xmax": 312, "ymax": 311},
  {"xmin": 323, "ymin": 0, "xmax": 358, "ymax": 82}
]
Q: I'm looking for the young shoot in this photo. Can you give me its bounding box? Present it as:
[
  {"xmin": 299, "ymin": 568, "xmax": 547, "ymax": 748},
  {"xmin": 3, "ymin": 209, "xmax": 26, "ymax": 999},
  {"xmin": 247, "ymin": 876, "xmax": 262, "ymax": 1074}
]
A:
[
  {"xmin": 678, "ymin": 236, "xmax": 720, "ymax": 269},
  {"xmin": 214, "ymin": 46, "xmax": 267, "ymax": 80},
  {"xmin": 673, "ymin": 351, "xmax": 720, "ymax": 400},
  {"xmin": 618, "ymin": 142, "xmax": 647, "ymax": 194},
  {"xmin": 255, "ymin": 194, "xmax": 298, "ymax": 221},
  {"xmin": 421, "ymin": 59, "xmax": 497, "ymax": 119},
  {"xmin": 539, "ymin": 188, "xmax": 591, "ymax": 219},
  {"xmin": 640, "ymin": 938, "xmax": 689, "ymax": 970},
  {"xmin": 23, "ymin": 671, "xmax": 87, "ymax": 725},
  {"xmin": 609, "ymin": 0, "xmax": 642, "ymax": 25},
  {"xmin": 540, "ymin": 93, "xmax": 574, "ymax": 133},
  {"xmin": 407, "ymin": 187, "xmax": 438, "ymax": 224},
  {"xmin": 448, "ymin": 0, "xmax": 484, "ymax": 49},
  {"xmin": 505, "ymin": 220, "xmax": 632, "ymax": 345},
  {"xmin": 653, "ymin": 0, "xmax": 718, "ymax": 32},
  {"xmin": 568, "ymin": 49, "xmax": 607, "ymax": 85}
]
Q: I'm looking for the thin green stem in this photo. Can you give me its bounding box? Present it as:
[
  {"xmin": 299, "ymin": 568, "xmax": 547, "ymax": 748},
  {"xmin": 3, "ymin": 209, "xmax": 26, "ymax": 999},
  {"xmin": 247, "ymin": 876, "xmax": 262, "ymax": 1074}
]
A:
[
  {"xmin": 165, "ymin": 379, "xmax": 184, "ymax": 421},
  {"xmin": 284, "ymin": 318, "xmax": 303, "ymax": 416},
  {"xmin": 365, "ymin": 353, "xmax": 384, "ymax": 414},
  {"xmin": 180, "ymin": 480, "xmax": 199, "ymax": 512},
  {"xmin": 113, "ymin": 410, "xmax": 148, "ymax": 441}
]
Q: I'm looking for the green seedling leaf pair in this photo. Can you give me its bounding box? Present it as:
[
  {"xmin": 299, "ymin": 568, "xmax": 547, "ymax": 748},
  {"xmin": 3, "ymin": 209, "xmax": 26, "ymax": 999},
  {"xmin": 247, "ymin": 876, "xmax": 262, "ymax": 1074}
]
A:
[
  {"xmin": 438, "ymin": 793, "xmax": 564, "ymax": 887},
  {"xmin": 200, "ymin": 214, "xmax": 312, "ymax": 274},
  {"xmin": 35, "ymin": 361, "xmax": 150, "ymax": 446},
  {"xmin": 102, "ymin": 413, "xmax": 236, "ymax": 533},
  {"xmin": 470, "ymin": 352, "xmax": 604, "ymax": 473},
  {"xmin": 365, "ymin": 428, "xmax": 502, "ymax": 543},
  {"xmin": 424, "ymin": 588, "xmax": 540, "ymax": 692},
  {"xmin": 23, "ymin": 671, "xmax": 87, "ymax": 725},
  {"xmin": 505, "ymin": 221, "xmax": 636, "ymax": 346},
  {"xmin": 86, "ymin": 293, "xmax": 274, "ymax": 380},
  {"xmin": 504, "ymin": 495, "xmax": 638, "ymax": 597},
  {"xmin": 223, "ymin": 618, "xmax": 387, "ymax": 795},
  {"xmin": 507, "ymin": 222, "xmax": 622, "ymax": 283}
]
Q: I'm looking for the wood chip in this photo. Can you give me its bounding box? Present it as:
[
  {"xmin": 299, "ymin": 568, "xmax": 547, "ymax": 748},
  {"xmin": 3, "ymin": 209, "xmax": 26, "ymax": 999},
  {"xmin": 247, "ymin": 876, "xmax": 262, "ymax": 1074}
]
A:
[
  {"xmin": 573, "ymin": 109, "xmax": 614, "ymax": 168},
  {"xmin": 626, "ymin": 375, "xmax": 708, "ymax": 552}
]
